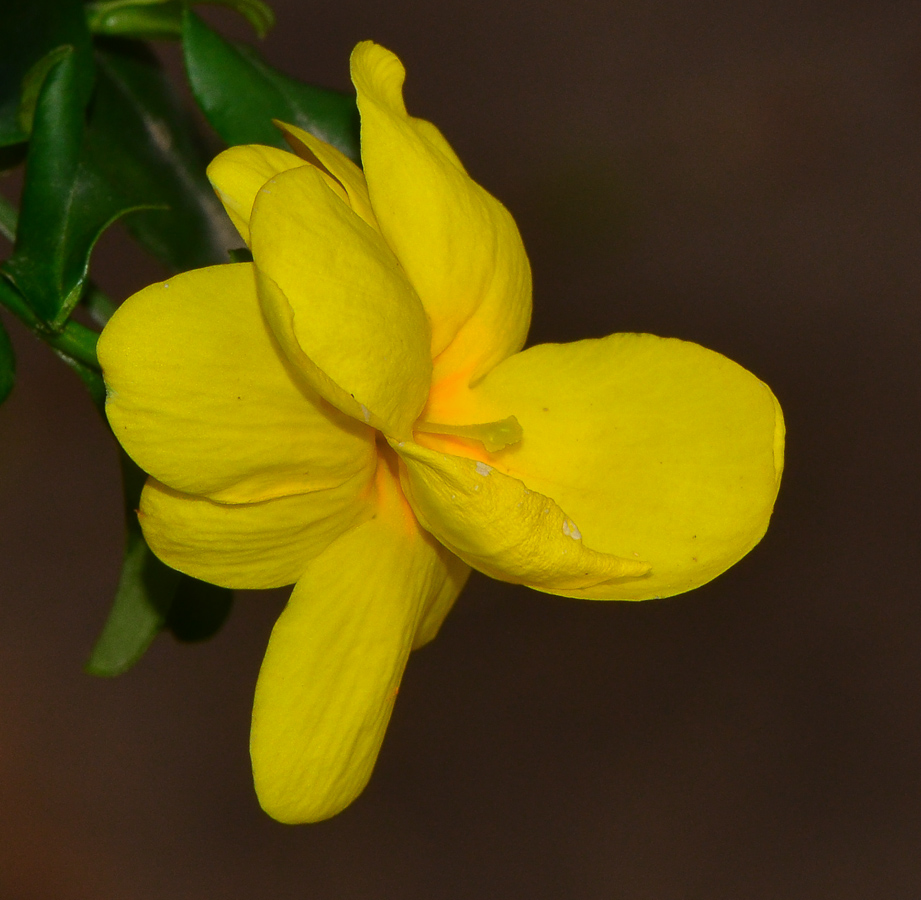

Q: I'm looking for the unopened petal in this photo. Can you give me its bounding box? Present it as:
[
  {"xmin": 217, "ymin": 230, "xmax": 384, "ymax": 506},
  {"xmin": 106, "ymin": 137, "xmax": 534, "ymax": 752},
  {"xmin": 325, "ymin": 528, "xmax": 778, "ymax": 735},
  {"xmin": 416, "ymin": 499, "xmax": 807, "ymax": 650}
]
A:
[
  {"xmin": 351, "ymin": 42, "xmax": 532, "ymax": 387},
  {"xmin": 250, "ymin": 458, "xmax": 467, "ymax": 823},
  {"xmin": 275, "ymin": 120, "xmax": 378, "ymax": 228},
  {"xmin": 250, "ymin": 164, "xmax": 431, "ymax": 439},
  {"xmin": 206, "ymin": 144, "xmax": 310, "ymax": 245},
  {"xmin": 444, "ymin": 333, "xmax": 784, "ymax": 600},
  {"xmin": 393, "ymin": 440, "xmax": 650, "ymax": 594},
  {"xmin": 99, "ymin": 264, "xmax": 375, "ymax": 504},
  {"xmin": 139, "ymin": 470, "xmax": 373, "ymax": 591}
]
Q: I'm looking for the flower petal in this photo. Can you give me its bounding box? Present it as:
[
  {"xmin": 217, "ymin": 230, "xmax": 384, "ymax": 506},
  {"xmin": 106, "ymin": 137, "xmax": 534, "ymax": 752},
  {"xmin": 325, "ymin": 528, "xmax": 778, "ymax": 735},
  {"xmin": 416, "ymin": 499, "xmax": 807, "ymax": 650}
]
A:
[
  {"xmin": 435, "ymin": 333, "xmax": 784, "ymax": 600},
  {"xmin": 250, "ymin": 458, "xmax": 467, "ymax": 823},
  {"xmin": 274, "ymin": 120, "xmax": 377, "ymax": 227},
  {"xmin": 250, "ymin": 164, "xmax": 431, "ymax": 439},
  {"xmin": 413, "ymin": 540, "xmax": 470, "ymax": 650},
  {"xmin": 206, "ymin": 143, "xmax": 309, "ymax": 245},
  {"xmin": 99, "ymin": 264, "xmax": 376, "ymax": 504},
  {"xmin": 138, "ymin": 469, "xmax": 372, "ymax": 590},
  {"xmin": 393, "ymin": 440, "xmax": 650, "ymax": 594},
  {"xmin": 351, "ymin": 42, "xmax": 532, "ymax": 386}
]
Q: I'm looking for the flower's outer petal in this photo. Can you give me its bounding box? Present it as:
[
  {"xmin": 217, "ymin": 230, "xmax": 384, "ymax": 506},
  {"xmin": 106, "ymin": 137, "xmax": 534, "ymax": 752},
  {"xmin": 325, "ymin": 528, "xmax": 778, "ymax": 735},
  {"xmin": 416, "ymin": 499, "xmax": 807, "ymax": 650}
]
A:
[
  {"xmin": 206, "ymin": 144, "xmax": 311, "ymax": 245},
  {"xmin": 351, "ymin": 42, "xmax": 532, "ymax": 385},
  {"xmin": 250, "ymin": 459, "xmax": 467, "ymax": 823},
  {"xmin": 392, "ymin": 440, "xmax": 651, "ymax": 594},
  {"xmin": 99, "ymin": 264, "xmax": 376, "ymax": 504},
  {"xmin": 412, "ymin": 542, "xmax": 470, "ymax": 650},
  {"xmin": 138, "ymin": 469, "xmax": 372, "ymax": 591},
  {"xmin": 274, "ymin": 120, "xmax": 378, "ymax": 228},
  {"xmin": 441, "ymin": 333, "xmax": 785, "ymax": 600},
  {"xmin": 250, "ymin": 164, "xmax": 431, "ymax": 439}
]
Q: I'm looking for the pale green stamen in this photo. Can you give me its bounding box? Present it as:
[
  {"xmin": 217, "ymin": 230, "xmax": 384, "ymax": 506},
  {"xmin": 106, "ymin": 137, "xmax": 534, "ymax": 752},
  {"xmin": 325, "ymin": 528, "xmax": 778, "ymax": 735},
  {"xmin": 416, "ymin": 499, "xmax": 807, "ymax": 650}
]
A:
[{"xmin": 415, "ymin": 416, "xmax": 523, "ymax": 453}]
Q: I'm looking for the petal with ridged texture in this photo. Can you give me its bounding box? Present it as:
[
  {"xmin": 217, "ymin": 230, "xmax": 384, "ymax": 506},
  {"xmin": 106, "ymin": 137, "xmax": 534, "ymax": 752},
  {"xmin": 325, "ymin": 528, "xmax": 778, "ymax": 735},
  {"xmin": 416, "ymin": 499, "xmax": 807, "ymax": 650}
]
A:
[
  {"xmin": 393, "ymin": 440, "xmax": 650, "ymax": 594},
  {"xmin": 250, "ymin": 458, "xmax": 468, "ymax": 823},
  {"xmin": 99, "ymin": 264, "xmax": 376, "ymax": 504},
  {"xmin": 250, "ymin": 164, "xmax": 431, "ymax": 439},
  {"xmin": 434, "ymin": 333, "xmax": 784, "ymax": 600},
  {"xmin": 351, "ymin": 42, "xmax": 531, "ymax": 386}
]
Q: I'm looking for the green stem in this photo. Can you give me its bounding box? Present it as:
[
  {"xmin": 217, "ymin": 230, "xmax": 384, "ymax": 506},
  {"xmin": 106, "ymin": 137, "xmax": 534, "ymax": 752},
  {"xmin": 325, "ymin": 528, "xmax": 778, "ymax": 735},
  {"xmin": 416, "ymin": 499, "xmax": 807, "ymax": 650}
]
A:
[
  {"xmin": 0, "ymin": 191, "xmax": 117, "ymax": 326},
  {"xmin": 49, "ymin": 319, "xmax": 101, "ymax": 369},
  {"xmin": 0, "ymin": 273, "xmax": 101, "ymax": 370},
  {"xmin": 0, "ymin": 193, "xmax": 113, "ymax": 368}
]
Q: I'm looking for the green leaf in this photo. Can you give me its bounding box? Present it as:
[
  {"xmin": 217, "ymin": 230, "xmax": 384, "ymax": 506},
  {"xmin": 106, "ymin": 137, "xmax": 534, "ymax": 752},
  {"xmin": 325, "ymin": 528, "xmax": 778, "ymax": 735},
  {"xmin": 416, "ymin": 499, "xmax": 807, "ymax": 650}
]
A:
[
  {"xmin": 86, "ymin": 453, "xmax": 181, "ymax": 676},
  {"xmin": 166, "ymin": 578, "xmax": 234, "ymax": 642},
  {"xmin": 17, "ymin": 45, "xmax": 74, "ymax": 136},
  {"xmin": 87, "ymin": 452, "xmax": 235, "ymax": 675},
  {"xmin": 86, "ymin": 0, "xmax": 275, "ymax": 40},
  {"xmin": 182, "ymin": 9, "xmax": 360, "ymax": 161},
  {"xmin": 4, "ymin": 36, "xmax": 230, "ymax": 321},
  {"xmin": 0, "ymin": 0, "xmax": 93, "ymax": 147},
  {"xmin": 2, "ymin": 47, "xmax": 148, "ymax": 325},
  {"xmin": 87, "ymin": 39, "xmax": 233, "ymax": 271},
  {"xmin": 86, "ymin": 0, "xmax": 184, "ymax": 41},
  {"xmin": 0, "ymin": 316, "xmax": 14, "ymax": 406},
  {"xmin": 85, "ymin": 526, "xmax": 180, "ymax": 676}
]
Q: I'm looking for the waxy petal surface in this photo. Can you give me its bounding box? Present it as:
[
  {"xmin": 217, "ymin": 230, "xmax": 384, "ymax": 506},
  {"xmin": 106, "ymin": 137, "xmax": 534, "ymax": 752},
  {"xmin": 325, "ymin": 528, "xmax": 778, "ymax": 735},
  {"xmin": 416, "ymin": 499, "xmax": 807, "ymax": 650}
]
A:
[
  {"xmin": 394, "ymin": 440, "xmax": 650, "ymax": 593},
  {"xmin": 99, "ymin": 264, "xmax": 375, "ymax": 504},
  {"xmin": 250, "ymin": 460, "xmax": 468, "ymax": 823},
  {"xmin": 139, "ymin": 470, "xmax": 373, "ymax": 591},
  {"xmin": 351, "ymin": 42, "xmax": 532, "ymax": 386},
  {"xmin": 442, "ymin": 334, "xmax": 784, "ymax": 600},
  {"xmin": 251, "ymin": 164, "xmax": 431, "ymax": 439},
  {"xmin": 207, "ymin": 144, "xmax": 310, "ymax": 245}
]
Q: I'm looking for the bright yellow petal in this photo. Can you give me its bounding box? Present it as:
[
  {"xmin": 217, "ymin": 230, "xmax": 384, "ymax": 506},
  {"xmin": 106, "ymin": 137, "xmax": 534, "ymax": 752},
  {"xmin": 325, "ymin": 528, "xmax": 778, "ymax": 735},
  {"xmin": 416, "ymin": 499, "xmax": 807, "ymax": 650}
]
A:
[
  {"xmin": 412, "ymin": 540, "xmax": 470, "ymax": 650},
  {"xmin": 250, "ymin": 164, "xmax": 431, "ymax": 439},
  {"xmin": 439, "ymin": 333, "xmax": 784, "ymax": 600},
  {"xmin": 351, "ymin": 42, "xmax": 532, "ymax": 386},
  {"xmin": 250, "ymin": 458, "xmax": 466, "ymax": 823},
  {"xmin": 99, "ymin": 264, "xmax": 375, "ymax": 504},
  {"xmin": 392, "ymin": 439, "xmax": 650, "ymax": 594},
  {"xmin": 206, "ymin": 144, "xmax": 311, "ymax": 245},
  {"xmin": 274, "ymin": 120, "xmax": 378, "ymax": 228},
  {"xmin": 138, "ymin": 469, "xmax": 373, "ymax": 590}
]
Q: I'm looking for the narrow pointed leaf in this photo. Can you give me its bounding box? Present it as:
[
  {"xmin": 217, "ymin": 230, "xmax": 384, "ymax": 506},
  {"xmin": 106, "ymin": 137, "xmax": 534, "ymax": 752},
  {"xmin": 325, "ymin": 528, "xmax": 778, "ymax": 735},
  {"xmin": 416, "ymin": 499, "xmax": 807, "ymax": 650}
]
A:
[{"xmin": 182, "ymin": 10, "xmax": 360, "ymax": 161}]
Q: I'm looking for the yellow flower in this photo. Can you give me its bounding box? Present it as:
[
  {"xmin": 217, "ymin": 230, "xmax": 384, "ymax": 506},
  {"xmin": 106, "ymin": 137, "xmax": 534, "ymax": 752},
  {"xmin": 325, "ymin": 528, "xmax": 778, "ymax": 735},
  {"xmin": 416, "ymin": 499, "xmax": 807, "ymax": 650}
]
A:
[{"xmin": 98, "ymin": 41, "xmax": 784, "ymax": 823}]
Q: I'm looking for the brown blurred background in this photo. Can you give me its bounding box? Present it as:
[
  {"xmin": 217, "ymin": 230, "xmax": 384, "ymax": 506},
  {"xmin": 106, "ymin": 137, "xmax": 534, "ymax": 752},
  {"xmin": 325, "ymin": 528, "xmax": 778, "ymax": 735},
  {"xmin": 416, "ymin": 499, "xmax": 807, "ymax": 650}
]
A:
[{"xmin": 2, "ymin": 0, "xmax": 920, "ymax": 897}]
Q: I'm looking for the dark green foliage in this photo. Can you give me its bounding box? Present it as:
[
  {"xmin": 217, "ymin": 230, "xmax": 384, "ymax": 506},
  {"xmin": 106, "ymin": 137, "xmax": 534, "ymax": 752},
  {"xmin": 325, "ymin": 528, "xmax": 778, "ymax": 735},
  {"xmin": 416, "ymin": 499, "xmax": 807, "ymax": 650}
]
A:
[
  {"xmin": 183, "ymin": 10, "xmax": 360, "ymax": 161},
  {"xmin": 0, "ymin": 0, "xmax": 93, "ymax": 147}
]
